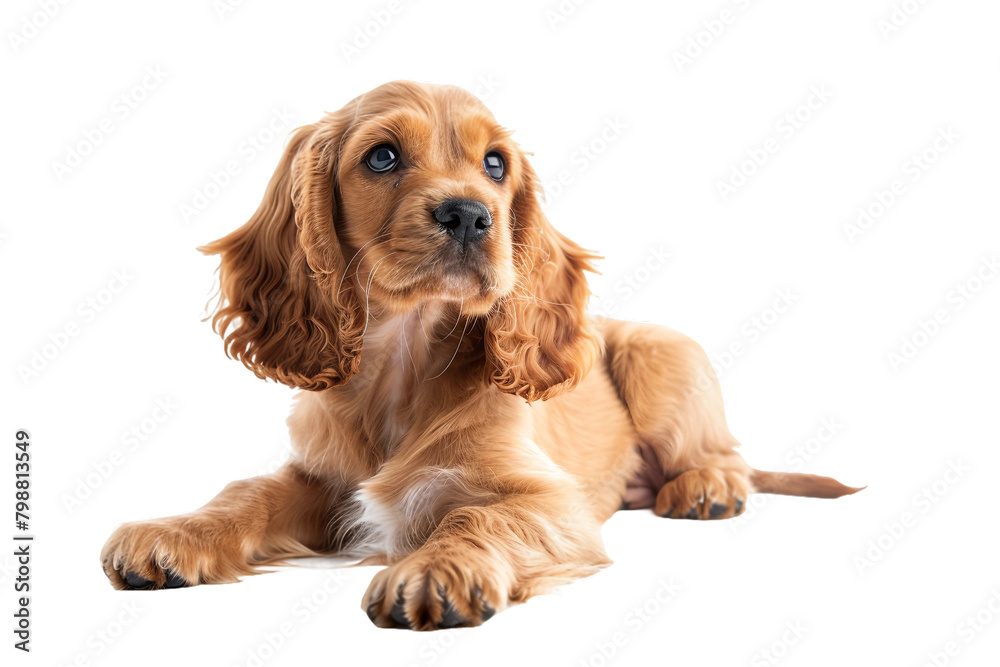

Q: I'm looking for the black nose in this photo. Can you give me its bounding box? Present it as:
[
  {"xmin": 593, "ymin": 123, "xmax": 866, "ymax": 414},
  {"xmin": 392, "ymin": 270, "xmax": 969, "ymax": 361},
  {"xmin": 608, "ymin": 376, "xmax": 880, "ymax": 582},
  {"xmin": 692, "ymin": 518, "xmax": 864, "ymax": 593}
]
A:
[{"xmin": 432, "ymin": 198, "xmax": 492, "ymax": 245}]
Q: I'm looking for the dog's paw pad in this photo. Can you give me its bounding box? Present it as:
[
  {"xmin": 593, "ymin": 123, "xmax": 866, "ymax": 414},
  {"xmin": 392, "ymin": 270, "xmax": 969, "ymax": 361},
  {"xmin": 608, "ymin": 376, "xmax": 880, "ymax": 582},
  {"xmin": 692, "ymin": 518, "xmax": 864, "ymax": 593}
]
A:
[
  {"xmin": 390, "ymin": 583, "xmax": 410, "ymax": 628},
  {"xmin": 163, "ymin": 570, "xmax": 187, "ymax": 588},
  {"xmin": 123, "ymin": 568, "xmax": 187, "ymax": 590},
  {"xmin": 438, "ymin": 596, "xmax": 467, "ymax": 629},
  {"xmin": 655, "ymin": 468, "xmax": 751, "ymax": 520},
  {"xmin": 124, "ymin": 571, "xmax": 154, "ymax": 589},
  {"xmin": 363, "ymin": 559, "xmax": 505, "ymax": 630}
]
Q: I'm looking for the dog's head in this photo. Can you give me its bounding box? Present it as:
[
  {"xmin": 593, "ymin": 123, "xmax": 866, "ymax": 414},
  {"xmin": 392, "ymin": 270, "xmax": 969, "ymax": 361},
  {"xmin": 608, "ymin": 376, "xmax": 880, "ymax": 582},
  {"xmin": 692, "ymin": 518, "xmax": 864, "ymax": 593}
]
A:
[{"xmin": 202, "ymin": 80, "xmax": 599, "ymax": 401}]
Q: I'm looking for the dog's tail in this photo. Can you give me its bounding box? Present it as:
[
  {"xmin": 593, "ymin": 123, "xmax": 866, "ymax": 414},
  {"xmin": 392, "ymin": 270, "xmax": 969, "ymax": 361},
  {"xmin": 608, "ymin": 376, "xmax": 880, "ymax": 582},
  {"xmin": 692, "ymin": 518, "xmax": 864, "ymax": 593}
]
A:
[{"xmin": 750, "ymin": 469, "xmax": 865, "ymax": 499}]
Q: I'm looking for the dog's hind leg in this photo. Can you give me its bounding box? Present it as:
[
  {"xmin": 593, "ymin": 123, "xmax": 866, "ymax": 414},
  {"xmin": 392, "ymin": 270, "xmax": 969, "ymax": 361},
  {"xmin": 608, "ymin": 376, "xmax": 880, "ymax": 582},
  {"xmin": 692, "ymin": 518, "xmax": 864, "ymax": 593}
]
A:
[
  {"xmin": 603, "ymin": 319, "xmax": 754, "ymax": 520},
  {"xmin": 603, "ymin": 319, "xmax": 861, "ymax": 519}
]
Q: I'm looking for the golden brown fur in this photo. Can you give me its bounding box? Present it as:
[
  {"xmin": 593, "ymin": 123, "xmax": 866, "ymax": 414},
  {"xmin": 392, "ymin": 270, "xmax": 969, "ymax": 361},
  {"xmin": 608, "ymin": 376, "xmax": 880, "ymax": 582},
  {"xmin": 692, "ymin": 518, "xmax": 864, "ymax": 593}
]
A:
[{"xmin": 101, "ymin": 81, "xmax": 861, "ymax": 630}]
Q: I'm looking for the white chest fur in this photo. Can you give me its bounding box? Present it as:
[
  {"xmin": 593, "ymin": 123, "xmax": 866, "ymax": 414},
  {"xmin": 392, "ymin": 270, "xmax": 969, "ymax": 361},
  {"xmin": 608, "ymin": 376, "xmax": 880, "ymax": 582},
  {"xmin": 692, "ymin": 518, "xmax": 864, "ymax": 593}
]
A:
[{"xmin": 344, "ymin": 467, "xmax": 492, "ymax": 559}]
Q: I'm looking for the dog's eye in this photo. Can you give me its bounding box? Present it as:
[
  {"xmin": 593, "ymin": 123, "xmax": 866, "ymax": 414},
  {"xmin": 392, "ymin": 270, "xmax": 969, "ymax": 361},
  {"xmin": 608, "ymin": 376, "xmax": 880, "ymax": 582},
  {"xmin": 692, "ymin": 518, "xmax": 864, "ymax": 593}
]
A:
[
  {"xmin": 484, "ymin": 151, "xmax": 505, "ymax": 181},
  {"xmin": 366, "ymin": 145, "xmax": 399, "ymax": 173}
]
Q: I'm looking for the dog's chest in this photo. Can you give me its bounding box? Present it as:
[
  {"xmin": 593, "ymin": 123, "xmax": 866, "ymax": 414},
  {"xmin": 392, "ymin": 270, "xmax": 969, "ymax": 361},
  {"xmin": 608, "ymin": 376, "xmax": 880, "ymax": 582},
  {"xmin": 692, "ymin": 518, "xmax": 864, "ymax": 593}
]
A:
[
  {"xmin": 342, "ymin": 466, "xmax": 491, "ymax": 559},
  {"xmin": 354, "ymin": 313, "xmax": 448, "ymax": 453},
  {"xmin": 344, "ymin": 467, "xmax": 486, "ymax": 559}
]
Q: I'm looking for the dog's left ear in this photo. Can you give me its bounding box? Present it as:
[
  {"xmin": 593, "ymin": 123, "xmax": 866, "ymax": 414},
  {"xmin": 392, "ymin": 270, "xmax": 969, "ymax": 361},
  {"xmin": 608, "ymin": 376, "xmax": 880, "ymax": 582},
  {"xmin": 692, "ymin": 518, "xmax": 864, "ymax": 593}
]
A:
[{"xmin": 485, "ymin": 158, "xmax": 602, "ymax": 402}]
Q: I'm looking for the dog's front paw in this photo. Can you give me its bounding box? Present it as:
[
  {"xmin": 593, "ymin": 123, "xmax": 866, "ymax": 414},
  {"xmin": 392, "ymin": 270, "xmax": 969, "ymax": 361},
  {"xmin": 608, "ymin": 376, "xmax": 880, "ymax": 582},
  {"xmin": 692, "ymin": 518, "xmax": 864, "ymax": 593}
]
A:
[
  {"xmin": 101, "ymin": 518, "xmax": 244, "ymax": 590},
  {"xmin": 655, "ymin": 468, "xmax": 749, "ymax": 520},
  {"xmin": 362, "ymin": 552, "xmax": 505, "ymax": 630}
]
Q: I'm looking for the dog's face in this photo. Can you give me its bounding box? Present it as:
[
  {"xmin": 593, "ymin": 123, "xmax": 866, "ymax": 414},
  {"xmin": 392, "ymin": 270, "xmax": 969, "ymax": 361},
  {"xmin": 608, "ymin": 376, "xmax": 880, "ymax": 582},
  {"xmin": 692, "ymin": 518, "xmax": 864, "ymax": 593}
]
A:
[
  {"xmin": 334, "ymin": 84, "xmax": 521, "ymax": 315},
  {"xmin": 203, "ymin": 81, "xmax": 600, "ymax": 400}
]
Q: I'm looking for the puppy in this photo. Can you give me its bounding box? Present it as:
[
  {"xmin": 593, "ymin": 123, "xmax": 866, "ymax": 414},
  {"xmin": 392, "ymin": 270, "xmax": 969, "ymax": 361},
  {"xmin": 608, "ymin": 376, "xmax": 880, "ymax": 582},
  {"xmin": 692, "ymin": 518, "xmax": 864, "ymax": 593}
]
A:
[{"xmin": 101, "ymin": 80, "xmax": 860, "ymax": 630}]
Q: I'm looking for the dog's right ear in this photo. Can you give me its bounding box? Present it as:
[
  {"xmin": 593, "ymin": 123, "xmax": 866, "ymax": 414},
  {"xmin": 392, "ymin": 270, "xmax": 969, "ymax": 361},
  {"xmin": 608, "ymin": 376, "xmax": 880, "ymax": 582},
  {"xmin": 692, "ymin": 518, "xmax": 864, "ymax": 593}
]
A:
[{"xmin": 200, "ymin": 119, "xmax": 364, "ymax": 390}]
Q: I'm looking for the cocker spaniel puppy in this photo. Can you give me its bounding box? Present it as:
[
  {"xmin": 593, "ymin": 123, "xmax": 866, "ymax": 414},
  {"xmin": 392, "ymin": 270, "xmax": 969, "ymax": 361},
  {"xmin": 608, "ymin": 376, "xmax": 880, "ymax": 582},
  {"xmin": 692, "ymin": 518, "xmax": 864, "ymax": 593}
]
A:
[{"xmin": 101, "ymin": 80, "xmax": 860, "ymax": 630}]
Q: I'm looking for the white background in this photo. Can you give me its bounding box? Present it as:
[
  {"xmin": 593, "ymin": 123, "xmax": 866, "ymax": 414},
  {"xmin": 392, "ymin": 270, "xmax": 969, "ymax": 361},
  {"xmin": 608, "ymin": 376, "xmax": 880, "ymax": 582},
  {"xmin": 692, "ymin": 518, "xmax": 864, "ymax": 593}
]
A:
[{"xmin": 3, "ymin": 0, "xmax": 999, "ymax": 665}]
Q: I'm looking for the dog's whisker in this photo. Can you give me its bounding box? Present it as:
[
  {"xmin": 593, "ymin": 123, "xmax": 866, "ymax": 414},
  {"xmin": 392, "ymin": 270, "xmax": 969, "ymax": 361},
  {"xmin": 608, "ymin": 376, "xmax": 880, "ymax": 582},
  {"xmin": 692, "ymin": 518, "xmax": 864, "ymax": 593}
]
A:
[
  {"xmin": 401, "ymin": 316, "xmax": 417, "ymax": 374},
  {"xmin": 361, "ymin": 252, "xmax": 397, "ymax": 337},
  {"xmin": 435, "ymin": 293, "xmax": 464, "ymax": 343},
  {"xmin": 425, "ymin": 316, "xmax": 471, "ymax": 382},
  {"xmin": 339, "ymin": 230, "xmax": 393, "ymax": 295}
]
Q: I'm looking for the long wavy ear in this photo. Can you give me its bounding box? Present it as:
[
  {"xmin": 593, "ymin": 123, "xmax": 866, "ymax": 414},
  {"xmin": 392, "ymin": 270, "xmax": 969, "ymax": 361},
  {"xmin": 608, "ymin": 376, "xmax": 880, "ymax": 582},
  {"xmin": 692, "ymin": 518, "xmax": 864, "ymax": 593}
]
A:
[
  {"xmin": 485, "ymin": 159, "xmax": 602, "ymax": 402},
  {"xmin": 199, "ymin": 120, "xmax": 364, "ymax": 390}
]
